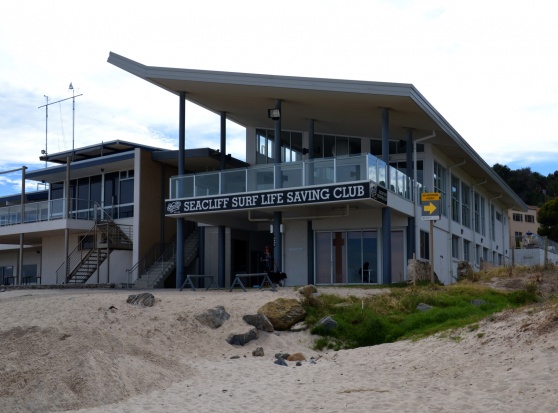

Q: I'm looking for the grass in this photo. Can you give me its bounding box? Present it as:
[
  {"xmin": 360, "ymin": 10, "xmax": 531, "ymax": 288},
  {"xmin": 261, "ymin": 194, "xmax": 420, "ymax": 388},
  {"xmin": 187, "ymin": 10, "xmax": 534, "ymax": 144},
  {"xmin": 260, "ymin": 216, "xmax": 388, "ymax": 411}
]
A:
[{"xmin": 302, "ymin": 281, "xmax": 540, "ymax": 351}]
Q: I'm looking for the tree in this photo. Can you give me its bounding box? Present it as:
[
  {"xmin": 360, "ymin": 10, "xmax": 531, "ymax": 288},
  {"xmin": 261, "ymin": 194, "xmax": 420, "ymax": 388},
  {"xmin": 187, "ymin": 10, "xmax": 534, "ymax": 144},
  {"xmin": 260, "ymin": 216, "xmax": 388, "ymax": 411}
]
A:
[{"xmin": 537, "ymin": 198, "xmax": 558, "ymax": 242}]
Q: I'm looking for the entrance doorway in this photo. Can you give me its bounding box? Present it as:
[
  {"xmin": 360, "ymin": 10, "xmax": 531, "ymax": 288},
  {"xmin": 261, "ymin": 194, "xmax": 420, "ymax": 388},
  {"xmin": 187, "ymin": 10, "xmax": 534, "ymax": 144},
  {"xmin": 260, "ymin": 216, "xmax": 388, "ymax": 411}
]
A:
[{"xmin": 315, "ymin": 230, "xmax": 378, "ymax": 284}]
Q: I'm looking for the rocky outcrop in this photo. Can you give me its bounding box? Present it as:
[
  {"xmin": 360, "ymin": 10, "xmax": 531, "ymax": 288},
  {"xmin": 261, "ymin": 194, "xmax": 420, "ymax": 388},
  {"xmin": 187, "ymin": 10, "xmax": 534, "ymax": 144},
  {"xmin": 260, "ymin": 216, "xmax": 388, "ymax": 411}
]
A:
[
  {"xmin": 126, "ymin": 293, "xmax": 155, "ymax": 307},
  {"xmin": 257, "ymin": 298, "xmax": 306, "ymax": 331},
  {"xmin": 298, "ymin": 285, "xmax": 318, "ymax": 298},
  {"xmin": 406, "ymin": 259, "xmax": 441, "ymax": 284},
  {"xmin": 242, "ymin": 314, "xmax": 274, "ymax": 332},
  {"xmin": 226, "ymin": 328, "xmax": 259, "ymax": 346},
  {"xmin": 195, "ymin": 305, "xmax": 230, "ymax": 328}
]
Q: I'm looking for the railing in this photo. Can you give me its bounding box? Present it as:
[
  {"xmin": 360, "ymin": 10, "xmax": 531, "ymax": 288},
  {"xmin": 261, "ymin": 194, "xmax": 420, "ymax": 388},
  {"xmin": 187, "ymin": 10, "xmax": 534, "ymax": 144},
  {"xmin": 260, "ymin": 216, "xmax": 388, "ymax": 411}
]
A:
[
  {"xmin": 55, "ymin": 224, "xmax": 97, "ymax": 284},
  {"xmin": 0, "ymin": 198, "xmax": 103, "ymax": 227},
  {"xmin": 54, "ymin": 203, "xmax": 133, "ymax": 284},
  {"xmin": 126, "ymin": 242, "xmax": 168, "ymax": 284},
  {"xmin": 135, "ymin": 241, "xmax": 177, "ymax": 287},
  {"xmin": 169, "ymin": 154, "xmax": 415, "ymax": 202}
]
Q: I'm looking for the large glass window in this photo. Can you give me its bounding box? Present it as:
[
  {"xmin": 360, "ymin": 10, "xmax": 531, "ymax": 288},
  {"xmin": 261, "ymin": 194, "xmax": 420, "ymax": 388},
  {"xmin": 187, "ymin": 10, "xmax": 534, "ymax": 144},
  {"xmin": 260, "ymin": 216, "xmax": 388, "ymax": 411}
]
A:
[
  {"xmin": 463, "ymin": 240, "xmax": 471, "ymax": 262},
  {"xmin": 315, "ymin": 230, "xmax": 378, "ymax": 284},
  {"xmin": 451, "ymin": 175, "xmax": 460, "ymax": 223},
  {"xmin": 255, "ymin": 129, "xmax": 304, "ymax": 164},
  {"xmin": 452, "ymin": 235, "xmax": 460, "ymax": 259},
  {"xmin": 433, "ymin": 162, "xmax": 447, "ymax": 217},
  {"xmin": 420, "ymin": 230, "xmax": 430, "ymax": 260},
  {"xmin": 315, "ymin": 134, "xmax": 361, "ymax": 158},
  {"xmin": 461, "ymin": 183, "xmax": 471, "ymax": 228}
]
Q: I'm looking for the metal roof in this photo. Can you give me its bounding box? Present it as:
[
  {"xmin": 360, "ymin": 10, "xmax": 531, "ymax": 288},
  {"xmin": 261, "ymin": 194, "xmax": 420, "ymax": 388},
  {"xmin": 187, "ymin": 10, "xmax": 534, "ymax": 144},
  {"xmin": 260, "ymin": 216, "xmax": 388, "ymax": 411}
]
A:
[{"xmin": 107, "ymin": 52, "xmax": 527, "ymax": 211}]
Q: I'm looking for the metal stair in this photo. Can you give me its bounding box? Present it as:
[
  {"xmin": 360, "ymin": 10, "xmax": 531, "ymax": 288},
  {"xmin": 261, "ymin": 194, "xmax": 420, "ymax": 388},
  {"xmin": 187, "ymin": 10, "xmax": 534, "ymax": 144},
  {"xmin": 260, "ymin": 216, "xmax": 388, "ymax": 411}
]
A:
[
  {"xmin": 132, "ymin": 229, "xmax": 199, "ymax": 289},
  {"xmin": 56, "ymin": 212, "xmax": 133, "ymax": 284}
]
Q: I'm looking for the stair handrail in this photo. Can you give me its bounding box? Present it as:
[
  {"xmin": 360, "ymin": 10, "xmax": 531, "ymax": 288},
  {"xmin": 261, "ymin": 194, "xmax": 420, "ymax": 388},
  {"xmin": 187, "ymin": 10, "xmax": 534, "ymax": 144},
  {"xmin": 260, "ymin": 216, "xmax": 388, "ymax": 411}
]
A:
[
  {"xmin": 55, "ymin": 224, "xmax": 97, "ymax": 284},
  {"xmin": 140, "ymin": 240, "xmax": 177, "ymax": 287}
]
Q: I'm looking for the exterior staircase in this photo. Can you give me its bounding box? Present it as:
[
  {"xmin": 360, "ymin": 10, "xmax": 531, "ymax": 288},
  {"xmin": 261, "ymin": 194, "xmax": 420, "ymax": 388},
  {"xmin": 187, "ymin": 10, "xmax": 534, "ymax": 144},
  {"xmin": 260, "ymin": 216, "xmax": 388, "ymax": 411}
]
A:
[
  {"xmin": 55, "ymin": 216, "xmax": 133, "ymax": 284},
  {"xmin": 132, "ymin": 229, "xmax": 199, "ymax": 289}
]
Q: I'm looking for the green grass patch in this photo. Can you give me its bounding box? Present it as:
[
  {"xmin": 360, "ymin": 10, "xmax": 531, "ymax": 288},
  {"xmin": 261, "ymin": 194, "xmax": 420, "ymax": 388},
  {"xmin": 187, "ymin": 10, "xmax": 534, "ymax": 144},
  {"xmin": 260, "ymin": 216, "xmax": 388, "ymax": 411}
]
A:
[{"xmin": 303, "ymin": 283, "xmax": 539, "ymax": 350}]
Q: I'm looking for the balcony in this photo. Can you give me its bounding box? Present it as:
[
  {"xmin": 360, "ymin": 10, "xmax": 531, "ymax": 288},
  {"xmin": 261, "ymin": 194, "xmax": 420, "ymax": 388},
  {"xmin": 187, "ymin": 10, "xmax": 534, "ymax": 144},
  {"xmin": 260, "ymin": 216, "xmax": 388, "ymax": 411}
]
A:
[
  {"xmin": 170, "ymin": 154, "xmax": 415, "ymax": 201},
  {"xmin": 0, "ymin": 199, "xmax": 108, "ymax": 227}
]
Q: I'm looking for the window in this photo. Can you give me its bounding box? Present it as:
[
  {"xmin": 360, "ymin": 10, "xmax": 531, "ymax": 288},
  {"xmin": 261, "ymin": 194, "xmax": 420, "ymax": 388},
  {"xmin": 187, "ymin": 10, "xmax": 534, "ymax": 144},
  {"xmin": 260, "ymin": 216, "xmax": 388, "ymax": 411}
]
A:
[
  {"xmin": 490, "ymin": 204, "xmax": 496, "ymax": 241},
  {"xmin": 434, "ymin": 162, "xmax": 447, "ymax": 217},
  {"xmin": 514, "ymin": 231, "xmax": 522, "ymax": 248},
  {"xmin": 513, "ymin": 213, "xmax": 523, "ymax": 222},
  {"xmin": 451, "ymin": 175, "xmax": 460, "ymax": 223},
  {"xmin": 463, "ymin": 240, "xmax": 471, "ymax": 262},
  {"xmin": 476, "ymin": 244, "xmax": 482, "ymax": 266},
  {"xmin": 496, "ymin": 211, "xmax": 502, "ymax": 222},
  {"xmin": 525, "ymin": 215, "xmax": 535, "ymax": 223},
  {"xmin": 474, "ymin": 193, "xmax": 485, "ymax": 235},
  {"xmin": 452, "ymin": 235, "xmax": 460, "ymax": 259},
  {"xmin": 461, "ymin": 183, "xmax": 471, "ymax": 228},
  {"xmin": 420, "ymin": 230, "xmax": 430, "ymax": 260}
]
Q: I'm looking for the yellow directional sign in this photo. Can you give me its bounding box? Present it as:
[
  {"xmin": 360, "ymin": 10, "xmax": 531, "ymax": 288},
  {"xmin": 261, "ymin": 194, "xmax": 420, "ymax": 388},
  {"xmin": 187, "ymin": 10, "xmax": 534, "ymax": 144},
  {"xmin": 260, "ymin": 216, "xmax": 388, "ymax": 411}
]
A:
[
  {"xmin": 424, "ymin": 202, "xmax": 437, "ymax": 215},
  {"xmin": 421, "ymin": 193, "xmax": 441, "ymax": 221},
  {"xmin": 421, "ymin": 192, "xmax": 441, "ymax": 202}
]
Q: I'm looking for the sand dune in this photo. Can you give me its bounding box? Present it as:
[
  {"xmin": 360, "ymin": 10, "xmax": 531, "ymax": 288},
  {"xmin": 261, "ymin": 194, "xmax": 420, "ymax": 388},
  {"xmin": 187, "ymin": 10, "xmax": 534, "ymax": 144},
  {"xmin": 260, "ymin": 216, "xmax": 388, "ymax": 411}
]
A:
[{"xmin": 1, "ymin": 287, "xmax": 557, "ymax": 413}]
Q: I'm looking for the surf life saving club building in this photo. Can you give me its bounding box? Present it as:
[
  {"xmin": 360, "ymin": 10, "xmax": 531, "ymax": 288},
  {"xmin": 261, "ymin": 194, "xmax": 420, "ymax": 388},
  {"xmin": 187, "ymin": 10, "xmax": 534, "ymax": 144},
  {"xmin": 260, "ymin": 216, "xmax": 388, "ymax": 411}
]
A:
[
  {"xmin": 107, "ymin": 52, "xmax": 525, "ymax": 288},
  {"xmin": 0, "ymin": 53, "xmax": 525, "ymax": 289}
]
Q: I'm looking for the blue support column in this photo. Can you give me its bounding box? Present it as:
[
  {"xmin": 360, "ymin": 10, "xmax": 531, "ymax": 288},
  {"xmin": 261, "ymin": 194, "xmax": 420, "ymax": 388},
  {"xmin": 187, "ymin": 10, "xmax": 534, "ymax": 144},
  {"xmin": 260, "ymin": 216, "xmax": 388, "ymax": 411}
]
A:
[
  {"xmin": 176, "ymin": 92, "xmax": 186, "ymax": 289},
  {"xmin": 218, "ymin": 111, "xmax": 227, "ymax": 287},
  {"xmin": 273, "ymin": 100, "xmax": 282, "ymax": 272},
  {"xmin": 381, "ymin": 108, "xmax": 392, "ymax": 284},
  {"xmin": 307, "ymin": 220, "xmax": 314, "ymax": 285},
  {"xmin": 406, "ymin": 128, "xmax": 415, "ymax": 261},
  {"xmin": 307, "ymin": 119, "xmax": 315, "ymax": 284}
]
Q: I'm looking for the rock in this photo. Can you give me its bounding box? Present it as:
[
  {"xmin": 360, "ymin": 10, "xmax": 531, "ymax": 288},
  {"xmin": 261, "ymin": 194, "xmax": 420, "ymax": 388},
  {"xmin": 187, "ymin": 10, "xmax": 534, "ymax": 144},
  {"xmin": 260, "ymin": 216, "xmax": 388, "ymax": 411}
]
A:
[
  {"xmin": 126, "ymin": 293, "xmax": 155, "ymax": 307},
  {"xmin": 287, "ymin": 353, "xmax": 306, "ymax": 361},
  {"xmin": 275, "ymin": 353, "xmax": 290, "ymax": 360},
  {"xmin": 456, "ymin": 261, "xmax": 476, "ymax": 281},
  {"xmin": 242, "ymin": 314, "xmax": 274, "ymax": 332},
  {"xmin": 258, "ymin": 298, "xmax": 306, "ymax": 331},
  {"xmin": 416, "ymin": 303, "xmax": 433, "ymax": 311},
  {"xmin": 274, "ymin": 358, "xmax": 288, "ymax": 367},
  {"xmin": 195, "ymin": 306, "xmax": 230, "ymax": 329},
  {"xmin": 252, "ymin": 347, "xmax": 265, "ymax": 357},
  {"xmin": 471, "ymin": 299, "xmax": 487, "ymax": 306},
  {"xmin": 316, "ymin": 316, "xmax": 338, "ymax": 331},
  {"xmin": 298, "ymin": 285, "xmax": 318, "ymax": 298},
  {"xmin": 290, "ymin": 321, "xmax": 309, "ymax": 332},
  {"xmin": 226, "ymin": 328, "xmax": 259, "ymax": 346},
  {"xmin": 406, "ymin": 259, "xmax": 441, "ymax": 284}
]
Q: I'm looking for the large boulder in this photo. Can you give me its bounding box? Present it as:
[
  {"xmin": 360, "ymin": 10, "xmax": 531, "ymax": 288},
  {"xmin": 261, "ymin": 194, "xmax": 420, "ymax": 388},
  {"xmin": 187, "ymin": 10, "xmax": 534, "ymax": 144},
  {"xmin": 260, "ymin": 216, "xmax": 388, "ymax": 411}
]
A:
[
  {"xmin": 242, "ymin": 314, "xmax": 274, "ymax": 332},
  {"xmin": 126, "ymin": 293, "xmax": 155, "ymax": 307},
  {"xmin": 298, "ymin": 285, "xmax": 318, "ymax": 298},
  {"xmin": 195, "ymin": 305, "xmax": 230, "ymax": 328},
  {"xmin": 226, "ymin": 328, "xmax": 259, "ymax": 346},
  {"xmin": 406, "ymin": 259, "xmax": 441, "ymax": 284},
  {"xmin": 257, "ymin": 298, "xmax": 306, "ymax": 331}
]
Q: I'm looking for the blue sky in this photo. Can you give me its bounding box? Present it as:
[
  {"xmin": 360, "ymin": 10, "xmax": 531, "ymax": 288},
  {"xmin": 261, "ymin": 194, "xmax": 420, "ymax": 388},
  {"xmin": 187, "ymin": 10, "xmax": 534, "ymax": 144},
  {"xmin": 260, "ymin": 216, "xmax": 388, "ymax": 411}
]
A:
[{"xmin": 1, "ymin": 0, "xmax": 557, "ymax": 197}]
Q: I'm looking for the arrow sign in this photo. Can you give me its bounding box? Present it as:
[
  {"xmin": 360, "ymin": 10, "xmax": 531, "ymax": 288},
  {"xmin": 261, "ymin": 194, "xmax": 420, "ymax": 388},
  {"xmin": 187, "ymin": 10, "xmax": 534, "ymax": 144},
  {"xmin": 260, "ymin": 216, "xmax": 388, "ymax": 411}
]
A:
[
  {"xmin": 424, "ymin": 202, "xmax": 437, "ymax": 215},
  {"xmin": 421, "ymin": 198, "xmax": 441, "ymax": 221}
]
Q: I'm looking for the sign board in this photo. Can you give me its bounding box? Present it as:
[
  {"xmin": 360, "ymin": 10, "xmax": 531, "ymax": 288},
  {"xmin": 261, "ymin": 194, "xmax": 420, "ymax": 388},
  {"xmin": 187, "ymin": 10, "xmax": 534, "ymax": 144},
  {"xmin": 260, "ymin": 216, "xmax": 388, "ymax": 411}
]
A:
[
  {"xmin": 421, "ymin": 192, "xmax": 441, "ymax": 202},
  {"xmin": 421, "ymin": 192, "xmax": 441, "ymax": 221},
  {"xmin": 166, "ymin": 182, "xmax": 371, "ymax": 215}
]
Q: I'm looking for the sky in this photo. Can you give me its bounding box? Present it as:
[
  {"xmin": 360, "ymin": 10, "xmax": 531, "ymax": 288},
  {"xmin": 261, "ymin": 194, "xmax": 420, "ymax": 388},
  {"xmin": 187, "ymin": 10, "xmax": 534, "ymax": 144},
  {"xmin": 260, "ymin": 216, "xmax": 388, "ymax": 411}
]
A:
[{"xmin": 1, "ymin": 0, "xmax": 557, "ymax": 197}]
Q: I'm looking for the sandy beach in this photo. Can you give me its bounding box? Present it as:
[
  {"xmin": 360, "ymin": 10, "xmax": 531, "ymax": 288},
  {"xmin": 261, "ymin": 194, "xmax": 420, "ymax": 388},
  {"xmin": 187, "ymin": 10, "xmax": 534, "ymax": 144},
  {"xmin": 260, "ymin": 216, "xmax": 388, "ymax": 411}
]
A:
[{"xmin": 1, "ymin": 286, "xmax": 558, "ymax": 413}]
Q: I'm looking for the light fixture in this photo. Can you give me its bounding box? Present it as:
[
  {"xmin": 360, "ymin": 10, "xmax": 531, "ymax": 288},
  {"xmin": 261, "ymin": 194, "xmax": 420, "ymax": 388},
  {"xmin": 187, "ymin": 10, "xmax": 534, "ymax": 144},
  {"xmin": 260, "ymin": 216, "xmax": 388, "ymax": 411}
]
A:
[
  {"xmin": 302, "ymin": 148, "xmax": 309, "ymax": 155},
  {"xmin": 268, "ymin": 108, "xmax": 281, "ymax": 120},
  {"xmin": 68, "ymin": 82, "xmax": 74, "ymax": 91}
]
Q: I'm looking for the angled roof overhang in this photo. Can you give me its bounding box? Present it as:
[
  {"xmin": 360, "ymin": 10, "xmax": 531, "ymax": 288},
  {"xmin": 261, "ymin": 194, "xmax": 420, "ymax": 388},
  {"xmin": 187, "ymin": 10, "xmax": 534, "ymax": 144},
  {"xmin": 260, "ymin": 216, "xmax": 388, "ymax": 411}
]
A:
[{"xmin": 107, "ymin": 52, "xmax": 527, "ymax": 211}]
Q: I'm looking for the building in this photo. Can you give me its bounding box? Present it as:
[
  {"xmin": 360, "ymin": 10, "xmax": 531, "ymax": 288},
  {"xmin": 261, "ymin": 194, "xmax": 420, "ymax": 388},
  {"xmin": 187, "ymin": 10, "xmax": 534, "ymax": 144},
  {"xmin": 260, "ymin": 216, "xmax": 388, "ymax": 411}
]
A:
[
  {"xmin": 508, "ymin": 206, "xmax": 558, "ymax": 266},
  {"xmin": 0, "ymin": 53, "xmax": 527, "ymax": 287}
]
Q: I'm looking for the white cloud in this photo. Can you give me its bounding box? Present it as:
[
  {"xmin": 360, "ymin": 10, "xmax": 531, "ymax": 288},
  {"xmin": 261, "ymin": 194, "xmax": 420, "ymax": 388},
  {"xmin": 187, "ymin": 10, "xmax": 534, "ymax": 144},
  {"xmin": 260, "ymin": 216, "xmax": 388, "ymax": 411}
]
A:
[{"xmin": 1, "ymin": 0, "xmax": 558, "ymax": 196}]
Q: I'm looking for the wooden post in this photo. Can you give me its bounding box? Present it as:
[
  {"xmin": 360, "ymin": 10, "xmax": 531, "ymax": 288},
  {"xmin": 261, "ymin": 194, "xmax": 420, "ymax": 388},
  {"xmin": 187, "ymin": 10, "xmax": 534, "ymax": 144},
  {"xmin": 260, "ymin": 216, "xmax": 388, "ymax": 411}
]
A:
[{"xmin": 430, "ymin": 220, "xmax": 434, "ymax": 284}]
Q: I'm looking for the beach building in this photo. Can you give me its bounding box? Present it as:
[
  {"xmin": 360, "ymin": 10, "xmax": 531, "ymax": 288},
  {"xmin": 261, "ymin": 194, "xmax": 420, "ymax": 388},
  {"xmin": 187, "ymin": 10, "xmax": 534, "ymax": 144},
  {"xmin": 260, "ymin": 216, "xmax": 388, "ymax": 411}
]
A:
[{"xmin": 0, "ymin": 52, "xmax": 527, "ymax": 287}]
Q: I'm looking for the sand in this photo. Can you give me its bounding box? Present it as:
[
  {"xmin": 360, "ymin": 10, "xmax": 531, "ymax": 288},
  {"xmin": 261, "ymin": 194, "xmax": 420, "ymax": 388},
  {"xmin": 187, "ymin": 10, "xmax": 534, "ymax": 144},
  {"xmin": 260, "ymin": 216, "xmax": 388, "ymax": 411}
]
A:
[{"xmin": 1, "ymin": 286, "xmax": 558, "ymax": 413}]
